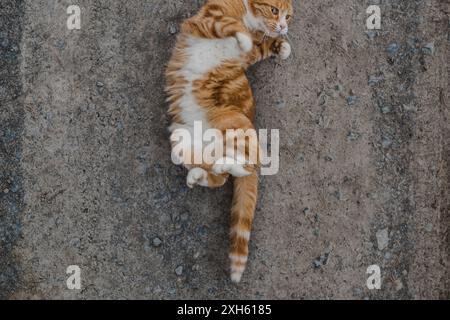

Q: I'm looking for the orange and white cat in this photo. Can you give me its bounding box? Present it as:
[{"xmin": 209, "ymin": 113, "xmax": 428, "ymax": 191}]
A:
[{"xmin": 165, "ymin": 0, "xmax": 293, "ymax": 283}]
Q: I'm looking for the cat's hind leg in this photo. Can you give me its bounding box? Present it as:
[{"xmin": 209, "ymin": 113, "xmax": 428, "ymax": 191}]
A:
[
  {"xmin": 209, "ymin": 109, "xmax": 260, "ymax": 178},
  {"xmin": 187, "ymin": 167, "xmax": 229, "ymax": 189},
  {"xmin": 212, "ymin": 157, "xmax": 252, "ymax": 178}
]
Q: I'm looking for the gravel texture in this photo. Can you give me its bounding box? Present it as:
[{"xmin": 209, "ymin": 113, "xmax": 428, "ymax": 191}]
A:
[{"xmin": 0, "ymin": 0, "xmax": 449, "ymax": 299}]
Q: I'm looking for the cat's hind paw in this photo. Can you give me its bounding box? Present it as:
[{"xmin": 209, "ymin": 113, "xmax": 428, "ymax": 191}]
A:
[
  {"xmin": 236, "ymin": 32, "xmax": 253, "ymax": 53},
  {"xmin": 212, "ymin": 157, "xmax": 251, "ymax": 177},
  {"xmin": 187, "ymin": 167, "xmax": 208, "ymax": 188}
]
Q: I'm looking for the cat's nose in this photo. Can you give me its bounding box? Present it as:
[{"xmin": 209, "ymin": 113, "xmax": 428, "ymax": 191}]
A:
[{"xmin": 279, "ymin": 23, "xmax": 288, "ymax": 34}]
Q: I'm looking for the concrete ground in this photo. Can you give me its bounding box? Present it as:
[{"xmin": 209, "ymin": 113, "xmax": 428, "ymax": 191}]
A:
[{"xmin": 0, "ymin": 0, "xmax": 449, "ymax": 299}]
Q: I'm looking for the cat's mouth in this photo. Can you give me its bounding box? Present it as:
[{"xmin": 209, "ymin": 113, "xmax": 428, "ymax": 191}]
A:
[
  {"xmin": 278, "ymin": 28, "xmax": 288, "ymax": 36},
  {"xmin": 267, "ymin": 30, "xmax": 287, "ymax": 38},
  {"xmin": 263, "ymin": 24, "xmax": 288, "ymax": 38}
]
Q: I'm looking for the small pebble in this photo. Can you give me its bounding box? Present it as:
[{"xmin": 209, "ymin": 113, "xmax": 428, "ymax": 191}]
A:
[
  {"xmin": 387, "ymin": 42, "xmax": 399, "ymax": 55},
  {"xmin": 96, "ymin": 81, "xmax": 104, "ymax": 87},
  {"xmin": 365, "ymin": 31, "xmax": 378, "ymax": 40},
  {"xmin": 347, "ymin": 132, "xmax": 360, "ymax": 141},
  {"xmin": 208, "ymin": 287, "xmax": 217, "ymax": 295},
  {"xmin": 69, "ymin": 238, "xmax": 81, "ymax": 248},
  {"xmin": 169, "ymin": 23, "xmax": 178, "ymax": 35},
  {"xmin": 54, "ymin": 39, "xmax": 65, "ymax": 50},
  {"xmin": 425, "ymin": 223, "xmax": 433, "ymax": 232},
  {"xmin": 422, "ymin": 42, "xmax": 435, "ymax": 55},
  {"xmin": 380, "ymin": 105, "xmax": 392, "ymax": 114},
  {"xmin": 382, "ymin": 136, "xmax": 393, "ymax": 148},
  {"xmin": 276, "ymin": 100, "xmax": 286, "ymax": 108},
  {"xmin": 313, "ymin": 249, "xmax": 331, "ymax": 269},
  {"xmin": 347, "ymin": 95, "xmax": 358, "ymax": 106},
  {"xmin": 376, "ymin": 228, "xmax": 389, "ymax": 250},
  {"xmin": 175, "ymin": 266, "xmax": 183, "ymax": 276},
  {"xmin": 0, "ymin": 34, "xmax": 9, "ymax": 48},
  {"xmin": 168, "ymin": 288, "xmax": 176, "ymax": 295},
  {"xmin": 368, "ymin": 74, "xmax": 384, "ymax": 86},
  {"xmin": 152, "ymin": 237, "xmax": 162, "ymax": 247},
  {"xmin": 335, "ymin": 84, "xmax": 344, "ymax": 92},
  {"xmin": 403, "ymin": 103, "xmax": 417, "ymax": 112},
  {"xmin": 333, "ymin": 191, "xmax": 342, "ymax": 200},
  {"xmin": 313, "ymin": 259, "xmax": 322, "ymax": 269},
  {"xmin": 318, "ymin": 95, "xmax": 326, "ymax": 106}
]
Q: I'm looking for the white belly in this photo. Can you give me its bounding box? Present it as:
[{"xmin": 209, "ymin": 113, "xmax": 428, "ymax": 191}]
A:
[{"xmin": 170, "ymin": 36, "xmax": 243, "ymax": 133}]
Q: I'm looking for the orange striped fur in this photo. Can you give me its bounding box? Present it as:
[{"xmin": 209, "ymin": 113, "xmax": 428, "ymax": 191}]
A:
[{"xmin": 165, "ymin": 0, "xmax": 293, "ymax": 283}]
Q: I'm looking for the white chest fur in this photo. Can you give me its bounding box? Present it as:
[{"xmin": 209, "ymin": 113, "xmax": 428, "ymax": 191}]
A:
[{"xmin": 181, "ymin": 36, "xmax": 242, "ymax": 81}]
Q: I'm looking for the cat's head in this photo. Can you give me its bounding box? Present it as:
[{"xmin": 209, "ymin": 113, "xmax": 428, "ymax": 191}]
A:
[{"xmin": 248, "ymin": 0, "xmax": 294, "ymax": 37}]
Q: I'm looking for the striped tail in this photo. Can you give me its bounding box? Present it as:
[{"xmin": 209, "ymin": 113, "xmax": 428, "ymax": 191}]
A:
[{"xmin": 229, "ymin": 168, "xmax": 258, "ymax": 283}]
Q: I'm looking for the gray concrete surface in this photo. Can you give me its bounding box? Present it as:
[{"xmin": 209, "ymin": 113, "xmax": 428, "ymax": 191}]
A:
[{"xmin": 0, "ymin": 0, "xmax": 449, "ymax": 299}]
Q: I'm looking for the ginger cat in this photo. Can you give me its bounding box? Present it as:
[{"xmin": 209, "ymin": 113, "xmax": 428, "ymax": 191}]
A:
[{"xmin": 165, "ymin": 0, "xmax": 293, "ymax": 283}]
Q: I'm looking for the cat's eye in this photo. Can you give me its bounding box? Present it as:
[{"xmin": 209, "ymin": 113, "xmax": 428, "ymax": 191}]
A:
[
  {"xmin": 286, "ymin": 15, "xmax": 291, "ymax": 20},
  {"xmin": 271, "ymin": 7, "xmax": 279, "ymax": 15}
]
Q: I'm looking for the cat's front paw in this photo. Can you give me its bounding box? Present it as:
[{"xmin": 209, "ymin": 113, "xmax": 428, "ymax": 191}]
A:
[
  {"xmin": 187, "ymin": 167, "xmax": 208, "ymax": 188},
  {"xmin": 236, "ymin": 32, "xmax": 253, "ymax": 53},
  {"xmin": 279, "ymin": 41, "xmax": 291, "ymax": 60}
]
